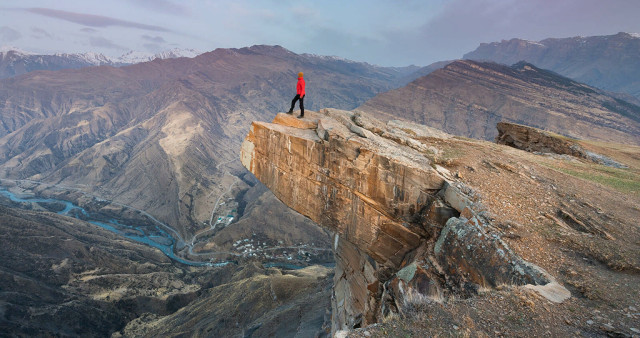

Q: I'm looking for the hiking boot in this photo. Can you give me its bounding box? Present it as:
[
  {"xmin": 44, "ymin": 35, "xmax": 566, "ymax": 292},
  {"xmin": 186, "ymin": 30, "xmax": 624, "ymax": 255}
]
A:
[
  {"xmin": 297, "ymin": 115, "xmax": 304, "ymax": 119},
  {"xmin": 286, "ymin": 109, "xmax": 293, "ymax": 114}
]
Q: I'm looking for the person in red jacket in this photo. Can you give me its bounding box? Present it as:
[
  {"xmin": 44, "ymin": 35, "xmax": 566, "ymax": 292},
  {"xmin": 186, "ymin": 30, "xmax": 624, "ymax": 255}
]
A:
[{"xmin": 287, "ymin": 72, "xmax": 305, "ymax": 118}]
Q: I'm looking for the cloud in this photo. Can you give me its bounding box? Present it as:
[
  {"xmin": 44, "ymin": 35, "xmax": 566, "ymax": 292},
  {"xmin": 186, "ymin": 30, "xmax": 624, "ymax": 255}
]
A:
[
  {"xmin": 130, "ymin": 0, "xmax": 190, "ymax": 16},
  {"xmin": 294, "ymin": 25, "xmax": 383, "ymax": 64},
  {"xmin": 0, "ymin": 26, "xmax": 21, "ymax": 42},
  {"xmin": 142, "ymin": 35, "xmax": 166, "ymax": 43},
  {"xmin": 89, "ymin": 36, "xmax": 125, "ymax": 50},
  {"xmin": 31, "ymin": 27, "xmax": 53, "ymax": 39},
  {"xmin": 143, "ymin": 43, "xmax": 162, "ymax": 52},
  {"xmin": 26, "ymin": 7, "xmax": 171, "ymax": 32},
  {"xmin": 81, "ymin": 27, "xmax": 98, "ymax": 33},
  {"xmin": 369, "ymin": 0, "xmax": 640, "ymax": 65},
  {"xmin": 421, "ymin": 0, "xmax": 640, "ymax": 52}
]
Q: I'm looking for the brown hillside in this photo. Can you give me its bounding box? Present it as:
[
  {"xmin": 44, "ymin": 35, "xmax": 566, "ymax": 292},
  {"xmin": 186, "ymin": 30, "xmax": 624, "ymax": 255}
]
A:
[{"xmin": 357, "ymin": 60, "xmax": 640, "ymax": 144}]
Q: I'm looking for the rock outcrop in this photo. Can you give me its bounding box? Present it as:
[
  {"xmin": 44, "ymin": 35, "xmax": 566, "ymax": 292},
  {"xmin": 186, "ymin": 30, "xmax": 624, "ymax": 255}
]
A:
[
  {"xmin": 496, "ymin": 122, "xmax": 588, "ymax": 158},
  {"xmin": 241, "ymin": 109, "xmax": 569, "ymax": 333},
  {"xmin": 496, "ymin": 122, "xmax": 627, "ymax": 168}
]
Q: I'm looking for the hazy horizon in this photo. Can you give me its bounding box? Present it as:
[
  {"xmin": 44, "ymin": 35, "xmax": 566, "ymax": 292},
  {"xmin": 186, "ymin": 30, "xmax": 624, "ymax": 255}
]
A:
[{"xmin": 2, "ymin": 0, "xmax": 640, "ymax": 67}]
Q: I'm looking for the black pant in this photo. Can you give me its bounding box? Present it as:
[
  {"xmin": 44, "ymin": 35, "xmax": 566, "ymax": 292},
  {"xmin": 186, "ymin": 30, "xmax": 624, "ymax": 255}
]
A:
[{"xmin": 290, "ymin": 94, "xmax": 304, "ymax": 116}]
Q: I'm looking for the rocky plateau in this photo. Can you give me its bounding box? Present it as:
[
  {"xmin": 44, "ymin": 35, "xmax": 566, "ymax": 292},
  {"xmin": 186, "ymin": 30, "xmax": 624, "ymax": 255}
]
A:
[{"xmin": 242, "ymin": 109, "xmax": 640, "ymax": 337}]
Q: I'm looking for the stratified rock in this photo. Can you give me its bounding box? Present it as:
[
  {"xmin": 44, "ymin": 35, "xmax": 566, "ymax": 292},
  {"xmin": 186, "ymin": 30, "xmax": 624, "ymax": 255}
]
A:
[
  {"xmin": 241, "ymin": 109, "xmax": 568, "ymax": 334},
  {"xmin": 496, "ymin": 122, "xmax": 588, "ymax": 158},
  {"xmin": 496, "ymin": 122, "xmax": 627, "ymax": 168},
  {"xmin": 243, "ymin": 111, "xmax": 444, "ymax": 269}
]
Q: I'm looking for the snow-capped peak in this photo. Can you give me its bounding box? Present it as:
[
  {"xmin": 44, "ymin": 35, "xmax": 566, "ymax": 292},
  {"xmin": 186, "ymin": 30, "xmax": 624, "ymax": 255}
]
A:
[
  {"xmin": 1, "ymin": 46, "xmax": 202, "ymax": 65},
  {"xmin": 302, "ymin": 53, "xmax": 358, "ymax": 64},
  {"xmin": 54, "ymin": 52, "xmax": 114, "ymax": 65},
  {"xmin": 0, "ymin": 46, "xmax": 34, "ymax": 55},
  {"xmin": 117, "ymin": 50, "xmax": 154, "ymax": 64},
  {"xmin": 629, "ymin": 33, "xmax": 640, "ymax": 39},
  {"xmin": 117, "ymin": 48, "xmax": 202, "ymax": 64},
  {"xmin": 154, "ymin": 48, "xmax": 201, "ymax": 59}
]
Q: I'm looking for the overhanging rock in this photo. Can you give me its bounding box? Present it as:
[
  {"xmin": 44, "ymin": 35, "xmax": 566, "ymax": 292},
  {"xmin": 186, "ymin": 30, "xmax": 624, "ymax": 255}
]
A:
[
  {"xmin": 241, "ymin": 109, "xmax": 570, "ymax": 334},
  {"xmin": 242, "ymin": 110, "xmax": 444, "ymax": 268}
]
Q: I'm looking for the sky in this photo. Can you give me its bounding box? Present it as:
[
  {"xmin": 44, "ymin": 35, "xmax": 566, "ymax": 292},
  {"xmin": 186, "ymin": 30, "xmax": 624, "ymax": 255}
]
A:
[{"xmin": 1, "ymin": 0, "xmax": 640, "ymax": 66}]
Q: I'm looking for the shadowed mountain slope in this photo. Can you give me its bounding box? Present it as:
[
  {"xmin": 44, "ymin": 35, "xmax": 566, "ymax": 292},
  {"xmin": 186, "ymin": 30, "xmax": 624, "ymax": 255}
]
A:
[
  {"xmin": 0, "ymin": 203, "xmax": 194, "ymax": 336},
  {"xmin": 0, "ymin": 200, "xmax": 332, "ymax": 337}
]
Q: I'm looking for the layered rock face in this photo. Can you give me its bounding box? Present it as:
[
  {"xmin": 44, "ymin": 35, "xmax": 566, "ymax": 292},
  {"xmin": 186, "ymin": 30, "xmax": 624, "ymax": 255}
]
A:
[
  {"xmin": 496, "ymin": 122, "xmax": 626, "ymax": 168},
  {"xmin": 241, "ymin": 109, "xmax": 568, "ymax": 333},
  {"xmin": 496, "ymin": 122, "xmax": 588, "ymax": 158}
]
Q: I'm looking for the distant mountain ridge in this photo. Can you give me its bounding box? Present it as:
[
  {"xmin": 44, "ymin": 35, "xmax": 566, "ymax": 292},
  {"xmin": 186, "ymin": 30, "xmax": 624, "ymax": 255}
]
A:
[
  {"xmin": 0, "ymin": 47, "xmax": 202, "ymax": 79},
  {"xmin": 117, "ymin": 48, "xmax": 202, "ymax": 64},
  {"xmin": 357, "ymin": 59, "xmax": 640, "ymax": 144},
  {"xmin": 463, "ymin": 32, "xmax": 640, "ymax": 99}
]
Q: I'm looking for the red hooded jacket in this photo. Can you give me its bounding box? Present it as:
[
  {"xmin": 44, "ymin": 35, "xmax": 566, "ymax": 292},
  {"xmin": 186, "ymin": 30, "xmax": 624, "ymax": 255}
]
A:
[{"xmin": 296, "ymin": 77, "xmax": 305, "ymax": 97}]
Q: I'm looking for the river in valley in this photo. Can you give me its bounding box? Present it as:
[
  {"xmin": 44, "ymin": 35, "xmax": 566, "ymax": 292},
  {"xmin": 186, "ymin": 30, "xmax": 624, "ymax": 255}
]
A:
[{"xmin": 0, "ymin": 188, "xmax": 225, "ymax": 267}]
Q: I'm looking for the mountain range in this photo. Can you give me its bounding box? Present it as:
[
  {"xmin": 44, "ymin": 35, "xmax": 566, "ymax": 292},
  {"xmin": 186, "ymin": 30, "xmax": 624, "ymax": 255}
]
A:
[
  {"xmin": 0, "ymin": 45, "xmax": 416, "ymax": 240},
  {"xmin": 0, "ymin": 47, "xmax": 202, "ymax": 79},
  {"xmin": 464, "ymin": 32, "xmax": 640, "ymax": 100},
  {"xmin": 357, "ymin": 59, "xmax": 640, "ymax": 144},
  {"xmin": 1, "ymin": 45, "xmax": 412, "ymax": 335}
]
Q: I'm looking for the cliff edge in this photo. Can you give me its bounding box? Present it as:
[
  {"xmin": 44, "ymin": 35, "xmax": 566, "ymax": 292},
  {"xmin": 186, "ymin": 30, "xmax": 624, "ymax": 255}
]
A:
[{"xmin": 241, "ymin": 109, "xmax": 613, "ymax": 334}]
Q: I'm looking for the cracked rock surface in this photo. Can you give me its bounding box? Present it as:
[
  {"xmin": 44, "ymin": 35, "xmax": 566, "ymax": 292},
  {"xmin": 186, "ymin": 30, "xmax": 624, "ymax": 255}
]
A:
[{"xmin": 241, "ymin": 109, "xmax": 583, "ymax": 334}]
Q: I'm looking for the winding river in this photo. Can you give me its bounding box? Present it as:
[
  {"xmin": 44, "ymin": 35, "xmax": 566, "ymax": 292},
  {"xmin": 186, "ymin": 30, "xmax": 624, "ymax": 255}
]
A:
[{"xmin": 0, "ymin": 188, "xmax": 227, "ymax": 267}]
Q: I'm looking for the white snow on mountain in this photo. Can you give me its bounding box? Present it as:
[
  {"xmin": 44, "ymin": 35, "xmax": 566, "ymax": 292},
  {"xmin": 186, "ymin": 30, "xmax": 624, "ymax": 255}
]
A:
[
  {"xmin": 302, "ymin": 53, "xmax": 359, "ymax": 64},
  {"xmin": 0, "ymin": 46, "xmax": 33, "ymax": 55},
  {"xmin": 1, "ymin": 47, "xmax": 202, "ymax": 65},
  {"xmin": 54, "ymin": 52, "xmax": 113, "ymax": 65},
  {"xmin": 117, "ymin": 48, "xmax": 202, "ymax": 64},
  {"xmin": 117, "ymin": 51, "xmax": 154, "ymax": 64},
  {"xmin": 629, "ymin": 33, "xmax": 640, "ymax": 38},
  {"xmin": 154, "ymin": 48, "xmax": 201, "ymax": 59},
  {"xmin": 522, "ymin": 40, "xmax": 546, "ymax": 47}
]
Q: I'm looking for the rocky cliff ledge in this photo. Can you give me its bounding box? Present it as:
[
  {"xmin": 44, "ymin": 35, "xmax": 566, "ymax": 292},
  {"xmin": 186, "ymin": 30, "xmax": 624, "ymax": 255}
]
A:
[{"xmin": 241, "ymin": 109, "xmax": 570, "ymax": 334}]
